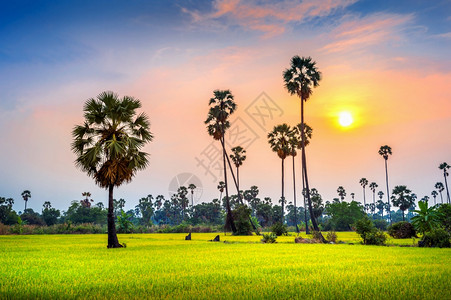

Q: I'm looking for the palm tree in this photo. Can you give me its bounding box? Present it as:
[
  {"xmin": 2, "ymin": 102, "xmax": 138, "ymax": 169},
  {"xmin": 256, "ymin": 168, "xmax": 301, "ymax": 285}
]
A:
[
  {"xmin": 378, "ymin": 145, "xmax": 392, "ymax": 223},
  {"xmin": 268, "ymin": 124, "xmax": 292, "ymax": 223},
  {"xmin": 435, "ymin": 182, "xmax": 445, "ymax": 204},
  {"xmin": 337, "ymin": 186, "xmax": 346, "ymax": 201},
  {"xmin": 71, "ymin": 91, "xmax": 153, "ymax": 248},
  {"xmin": 350, "ymin": 193, "xmax": 355, "ymax": 201},
  {"xmin": 205, "ymin": 89, "xmax": 237, "ymax": 233},
  {"xmin": 21, "ymin": 190, "xmax": 31, "ymax": 211},
  {"xmin": 377, "ymin": 191, "xmax": 384, "ymax": 217},
  {"xmin": 369, "ymin": 182, "xmax": 378, "ymax": 208},
  {"xmin": 81, "ymin": 192, "xmax": 93, "ymax": 208},
  {"xmin": 431, "ymin": 190, "xmax": 438, "ymax": 205},
  {"xmin": 217, "ymin": 181, "xmax": 225, "ymax": 202},
  {"xmin": 439, "ymin": 162, "xmax": 450, "ymax": 204},
  {"xmin": 359, "ymin": 178, "xmax": 368, "ymax": 211},
  {"xmin": 230, "ymin": 146, "xmax": 246, "ymax": 192},
  {"xmin": 411, "ymin": 200, "xmax": 442, "ymax": 234},
  {"xmin": 289, "ymin": 123, "xmax": 312, "ymax": 233},
  {"xmin": 283, "ymin": 55, "xmax": 323, "ymax": 241},
  {"xmin": 188, "ymin": 184, "xmax": 196, "ymax": 207},
  {"xmin": 391, "ymin": 185, "xmax": 415, "ymax": 221}
]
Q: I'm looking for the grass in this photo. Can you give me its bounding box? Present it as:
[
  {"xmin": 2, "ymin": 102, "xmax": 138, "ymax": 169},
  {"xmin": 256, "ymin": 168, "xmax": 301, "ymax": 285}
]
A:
[{"xmin": 0, "ymin": 232, "xmax": 450, "ymax": 299}]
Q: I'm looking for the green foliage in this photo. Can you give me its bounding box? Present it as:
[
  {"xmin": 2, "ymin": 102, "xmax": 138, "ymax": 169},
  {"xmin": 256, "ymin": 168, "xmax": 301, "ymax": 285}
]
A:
[
  {"xmin": 261, "ymin": 232, "xmax": 277, "ymax": 243},
  {"xmin": 387, "ymin": 221, "xmax": 417, "ymax": 239},
  {"xmin": 373, "ymin": 219, "xmax": 388, "ymax": 231},
  {"xmin": 355, "ymin": 216, "xmax": 386, "ymax": 245},
  {"xmin": 411, "ymin": 201, "xmax": 442, "ymax": 234},
  {"xmin": 419, "ymin": 228, "xmax": 451, "ymax": 248},
  {"xmin": 326, "ymin": 231, "xmax": 337, "ymax": 243},
  {"xmin": 232, "ymin": 205, "xmax": 252, "ymax": 235},
  {"xmin": 325, "ymin": 201, "xmax": 365, "ymax": 231},
  {"xmin": 117, "ymin": 211, "xmax": 134, "ymax": 233},
  {"xmin": 271, "ymin": 222, "xmax": 288, "ymax": 236},
  {"xmin": 365, "ymin": 230, "xmax": 387, "ymax": 246},
  {"xmin": 20, "ymin": 209, "xmax": 45, "ymax": 226},
  {"xmin": 437, "ymin": 204, "xmax": 451, "ymax": 233},
  {"xmin": 65, "ymin": 201, "xmax": 107, "ymax": 225}
]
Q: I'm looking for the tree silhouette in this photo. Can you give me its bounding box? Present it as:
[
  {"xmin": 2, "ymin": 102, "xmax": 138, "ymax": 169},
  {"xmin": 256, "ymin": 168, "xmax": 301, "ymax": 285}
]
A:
[
  {"xmin": 21, "ymin": 190, "xmax": 31, "ymax": 212},
  {"xmin": 230, "ymin": 146, "xmax": 246, "ymax": 193},
  {"xmin": 71, "ymin": 91, "xmax": 153, "ymax": 248},
  {"xmin": 205, "ymin": 89, "xmax": 237, "ymax": 233},
  {"xmin": 337, "ymin": 186, "xmax": 346, "ymax": 201},
  {"xmin": 435, "ymin": 182, "xmax": 445, "ymax": 204},
  {"xmin": 188, "ymin": 183, "xmax": 196, "ymax": 207},
  {"xmin": 378, "ymin": 145, "xmax": 392, "ymax": 223},
  {"xmin": 359, "ymin": 178, "xmax": 368, "ymax": 212},
  {"xmin": 268, "ymin": 124, "xmax": 292, "ymax": 223},
  {"xmin": 217, "ymin": 181, "xmax": 225, "ymax": 203},
  {"xmin": 369, "ymin": 182, "xmax": 378, "ymax": 209},
  {"xmin": 391, "ymin": 185, "xmax": 415, "ymax": 221},
  {"xmin": 283, "ymin": 55, "xmax": 324, "ymax": 241},
  {"xmin": 431, "ymin": 190, "xmax": 438, "ymax": 205},
  {"xmin": 439, "ymin": 162, "xmax": 450, "ymax": 204}
]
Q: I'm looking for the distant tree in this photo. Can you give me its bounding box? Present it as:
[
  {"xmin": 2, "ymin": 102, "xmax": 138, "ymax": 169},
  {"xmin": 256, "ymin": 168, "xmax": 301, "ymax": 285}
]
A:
[
  {"xmin": 435, "ymin": 182, "xmax": 445, "ymax": 204},
  {"xmin": 42, "ymin": 201, "xmax": 60, "ymax": 226},
  {"xmin": 65, "ymin": 201, "xmax": 107, "ymax": 225},
  {"xmin": 230, "ymin": 146, "xmax": 246, "ymax": 192},
  {"xmin": 337, "ymin": 186, "xmax": 346, "ymax": 201},
  {"xmin": 283, "ymin": 55, "xmax": 324, "ymax": 241},
  {"xmin": 350, "ymin": 193, "xmax": 355, "ymax": 201},
  {"xmin": 21, "ymin": 208, "xmax": 45, "ymax": 226},
  {"xmin": 431, "ymin": 190, "xmax": 438, "ymax": 205},
  {"xmin": 376, "ymin": 199, "xmax": 385, "ymax": 218},
  {"xmin": 188, "ymin": 183, "xmax": 197, "ymax": 207},
  {"xmin": 205, "ymin": 90, "xmax": 237, "ymax": 233},
  {"xmin": 325, "ymin": 201, "xmax": 365, "ymax": 231},
  {"xmin": 0, "ymin": 197, "xmax": 17, "ymax": 225},
  {"xmin": 177, "ymin": 186, "xmax": 189, "ymax": 219},
  {"xmin": 369, "ymin": 182, "xmax": 378, "ymax": 208},
  {"xmin": 217, "ymin": 181, "xmax": 225, "ymax": 202},
  {"xmin": 439, "ymin": 162, "xmax": 450, "ymax": 204},
  {"xmin": 81, "ymin": 192, "xmax": 93, "ymax": 208},
  {"xmin": 391, "ymin": 185, "xmax": 415, "ymax": 221},
  {"xmin": 21, "ymin": 190, "xmax": 31, "ymax": 212},
  {"xmin": 268, "ymin": 124, "xmax": 292, "ymax": 223},
  {"xmin": 378, "ymin": 145, "xmax": 392, "ymax": 223},
  {"xmin": 310, "ymin": 188, "xmax": 324, "ymax": 223},
  {"xmin": 136, "ymin": 195, "xmax": 154, "ymax": 226},
  {"xmin": 359, "ymin": 178, "xmax": 368, "ymax": 211},
  {"xmin": 71, "ymin": 91, "xmax": 153, "ymax": 248}
]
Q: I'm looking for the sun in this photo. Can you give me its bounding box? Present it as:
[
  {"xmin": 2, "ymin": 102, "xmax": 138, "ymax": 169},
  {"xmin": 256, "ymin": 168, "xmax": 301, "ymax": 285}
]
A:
[{"xmin": 338, "ymin": 111, "xmax": 354, "ymax": 127}]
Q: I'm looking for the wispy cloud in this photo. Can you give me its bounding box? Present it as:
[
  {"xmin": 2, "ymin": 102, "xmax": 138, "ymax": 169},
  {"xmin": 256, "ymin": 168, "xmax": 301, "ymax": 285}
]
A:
[
  {"xmin": 432, "ymin": 32, "xmax": 451, "ymax": 39},
  {"xmin": 182, "ymin": 0, "xmax": 357, "ymax": 38}
]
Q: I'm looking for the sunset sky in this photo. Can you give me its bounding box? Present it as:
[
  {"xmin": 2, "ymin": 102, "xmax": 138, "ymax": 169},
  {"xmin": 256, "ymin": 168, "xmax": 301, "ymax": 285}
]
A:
[{"xmin": 1, "ymin": 0, "xmax": 450, "ymax": 213}]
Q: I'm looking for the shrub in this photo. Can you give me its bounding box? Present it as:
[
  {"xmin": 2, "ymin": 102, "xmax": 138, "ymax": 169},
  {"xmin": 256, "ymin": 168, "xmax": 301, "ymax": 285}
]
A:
[
  {"xmin": 387, "ymin": 221, "xmax": 417, "ymax": 239},
  {"xmin": 373, "ymin": 219, "xmax": 388, "ymax": 231},
  {"xmin": 261, "ymin": 232, "xmax": 277, "ymax": 243},
  {"xmin": 419, "ymin": 228, "xmax": 451, "ymax": 248},
  {"xmin": 365, "ymin": 230, "xmax": 387, "ymax": 245},
  {"xmin": 355, "ymin": 216, "xmax": 386, "ymax": 245},
  {"xmin": 311, "ymin": 230, "xmax": 324, "ymax": 242},
  {"xmin": 437, "ymin": 204, "xmax": 451, "ymax": 233},
  {"xmin": 232, "ymin": 205, "xmax": 253, "ymax": 235},
  {"xmin": 326, "ymin": 231, "xmax": 337, "ymax": 243},
  {"xmin": 271, "ymin": 222, "xmax": 288, "ymax": 236}
]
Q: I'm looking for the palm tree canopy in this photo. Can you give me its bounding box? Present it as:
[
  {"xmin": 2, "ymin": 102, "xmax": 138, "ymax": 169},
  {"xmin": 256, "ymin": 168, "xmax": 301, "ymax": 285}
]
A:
[
  {"xmin": 435, "ymin": 182, "xmax": 444, "ymax": 192},
  {"xmin": 230, "ymin": 146, "xmax": 246, "ymax": 167},
  {"xmin": 21, "ymin": 190, "xmax": 31, "ymax": 200},
  {"xmin": 378, "ymin": 145, "xmax": 392, "ymax": 160},
  {"xmin": 337, "ymin": 186, "xmax": 346, "ymax": 199},
  {"xmin": 359, "ymin": 178, "xmax": 368, "ymax": 187},
  {"xmin": 71, "ymin": 91, "xmax": 153, "ymax": 188},
  {"xmin": 369, "ymin": 182, "xmax": 378, "ymax": 191},
  {"xmin": 267, "ymin": 124, "xmax": 292, "ymax": 160},
  {"xmin": 391, "ymin": 185, "xmax": 414, "ymax": 211},
  {"xmin": 439, "ymin": 162, "xmax": 450, "ymax": 175},
  {"xmin": 378, "ymin": 191, "xmax": 384, "ymax": 198},
  {"xmin": 205, "ymin": 90, "xmax": 236, "ymax": 140},
  {"xmin": 431, "ymin": 190, "xmax": 438, "ymax": 197},
  {"xmin": 289, "ymin": 123, "xmax": 313, "ymax": 155},
  {"xmin": 217, "ymin": 181, "xmax": 225, "ymax": 192},
  {"xmin": 283, "ymin": 56, "xmax": 321, "ymax": 100}
]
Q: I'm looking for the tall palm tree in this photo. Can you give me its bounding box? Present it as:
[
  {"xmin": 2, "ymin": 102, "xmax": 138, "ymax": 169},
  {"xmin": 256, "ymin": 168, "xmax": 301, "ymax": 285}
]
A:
[
  {"xmin": 283, "ymin": 55, "xmax": 323, "ymax": 241},
  {"xmin": 21, "ymin": 190, "xmax": 31, "ymax": 211},
  {"xmin": 71, "ymin": 91, "xmax": 153, "ymax": 248},
  {"xmin": 289, "ymin": 123, "xmax": 312, "ymax": 233},
  {"xmin": 378, "ymin": 145, "xmax": 392, "ymax": 223},
  {"xmin": 217, "ymin": 181, "xmax": 225, "ymax": 202},
  {"xmin": 337, "ymin": 186, "xmax": 346, "ymax": 201},
  {"xmin": 435, "ymin": 182, "xmax": 445, "ymax": 204},
  {"xmin": 359, "ymin": 178, "xmax": 368, "ymax": 211},
  {"xmin": 439, "ymin": 162, "xmax": 450, "ymax": 204},
  {"xmin": 230, "ymin": 146, "xmax": 246, "ymax": 193},
  {"xmin": 369, "ymin": 182, "xmax": 378, "ymax": 209},
  {"xmin": 350, "ymin": 193, "xmax": 355, "ymax": 201},
  {"xmin": 431, "ymin": 190, "xmax": 438, "ymax": 205},
  {"xmin": 205, "ymin": 89, "xmax": 237, "ymax": 233},
  {"xmin": 188, "ymin": 183, "xmax": 196, "ymax": 207},
  {"xmin": 391, "ymin": 185, "xmax": 415, "ymax": 221},
  {"xmin": 268, "ymin": 124, "xmax": 292, "ymax": 223}
]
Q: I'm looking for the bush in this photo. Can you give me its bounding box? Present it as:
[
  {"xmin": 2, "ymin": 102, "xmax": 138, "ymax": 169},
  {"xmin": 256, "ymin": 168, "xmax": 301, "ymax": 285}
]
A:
[
  {"xmin": 365, "ymin": 230, "xmax": 387, "ymax": 245},
  {"xmin": 355, "ymin": 217, "xmax": 386, "ymax": 245},
  {"xmin": 373, "ymin": 219, "xmax": 388, "ymax": 231},
  {"xmin": 326, "ymin": 231, "xmax": 337, "ymax": 243},
  {"xmin": 387, "ymin": 221, "xmax": 417, "ymax": 239},
  {"xmin": 419, "ymin": 228, "xmax": 451, "ymax": 248},
  {"xmin": 261, "ymin": 232, "xmax": 277, "ymax": 243},
  {"xmin": 232, "ymin": 205, "xmax": 253, "ymax": 236},
  {"xmin": 437, "ymin": 204, "xmax": 451, "ymax": 233},
  {"xmin": 271, "ymin": 222, "xmax": 288, "ymax": 236}
]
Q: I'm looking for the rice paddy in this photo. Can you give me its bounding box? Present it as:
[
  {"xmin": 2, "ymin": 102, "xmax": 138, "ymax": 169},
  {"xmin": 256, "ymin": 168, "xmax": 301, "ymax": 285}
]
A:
[{"xmin": 0, "ymin": 233, "xmax": 450, "ymax": 299}]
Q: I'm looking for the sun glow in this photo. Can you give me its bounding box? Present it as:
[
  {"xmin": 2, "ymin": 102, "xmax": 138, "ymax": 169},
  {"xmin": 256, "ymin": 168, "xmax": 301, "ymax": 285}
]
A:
[{"xmin": 338, "ymin": 111, "xmax": 354, "ymax": 127}]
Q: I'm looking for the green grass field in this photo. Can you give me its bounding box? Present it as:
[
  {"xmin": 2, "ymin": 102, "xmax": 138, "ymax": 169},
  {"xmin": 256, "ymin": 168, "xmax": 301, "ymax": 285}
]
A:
[{"xmin": 1, "ymin": 233, "xmax": 450, "ymax": 299}]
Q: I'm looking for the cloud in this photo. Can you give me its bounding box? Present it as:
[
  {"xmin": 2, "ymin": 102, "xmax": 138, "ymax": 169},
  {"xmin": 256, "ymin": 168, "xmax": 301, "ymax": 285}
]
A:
[
  {"xmin": 432, "ymin": 32, "xmax": 451, "ymax": 39},
  {"xmin": 321, "ymin": 13, "xmax": 414, "ymax": 53},
  {"xmin": 182, "ymin": 0, "xmax": 357, "ymax": 38}
]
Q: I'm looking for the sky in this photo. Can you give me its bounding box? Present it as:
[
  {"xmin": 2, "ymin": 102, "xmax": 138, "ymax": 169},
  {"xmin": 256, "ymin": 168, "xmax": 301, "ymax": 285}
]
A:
[{"xmin": 1, "ymin": 0, "xmax": 450, "ymax": 213}]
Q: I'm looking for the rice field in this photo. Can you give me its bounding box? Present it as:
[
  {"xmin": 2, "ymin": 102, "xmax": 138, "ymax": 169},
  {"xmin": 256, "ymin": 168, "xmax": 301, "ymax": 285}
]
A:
[{"xmin": 0, "ymin": 232, "xmax": 450, "ymax": 299}]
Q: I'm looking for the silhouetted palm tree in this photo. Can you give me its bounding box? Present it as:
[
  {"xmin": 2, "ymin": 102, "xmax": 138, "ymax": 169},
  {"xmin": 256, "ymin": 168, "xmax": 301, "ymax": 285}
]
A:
[
  {"xmin": 435, "ymin": 182, "xmax": 445, "ymax": 204},
  {"xmin": 230, "ymin": 146, "xmax": 246, "ymax": 192},
  {"xmin": 377, "ymin": 191, "xmax": 384, "ymax": 217},
  {"xmin": 205, "ymin": 90, "xmax": 237, "ymax": 233},
  {"xmin": 188, "ymin": 183, "xmax": 196, "ymax": 207},
  {"xmin": 283, "ymin": 55, "xmax": 323, "ymax": 241},
  {"xmin": 391, "ymin": 185, "xmax": 415, "ymax": 221},
  {"xmin": 217, "ymin": 181, "xmax": 225, "ymax": 202},
  {"xmin": 379, "ymin": 145, "xmax": 392, "ymax": 223},
  {"xmin": 431, "ymin": 190, "xmax": 438, "ymax": 205},
  {"xmin": 439, "ymin": 162, "xmax": 450, "ymax": 204},
  {"xmin": 350, "ymin": 193, "xmax": 355, "ymax": 201},
  {"xmin": 369, "ymin": 182, "xmax": 378, "ymax": 208},
  {"xmin": 359, "ymin": 178, "xmax": 368, "ymax": 211},
  {"xmin": 337, "ymin": 186, "xmax": 346, "ymax": 201},
  {"xmin": 21, "ymin": 190, "xmax": 31, "ymax": 211},
  {"xmin": 72, "ymin": 91, "xmax": 153, "ymax": 248},
  {"xmin": 268, "ymin": 124, "xmax": 292, "ymax": 223}
]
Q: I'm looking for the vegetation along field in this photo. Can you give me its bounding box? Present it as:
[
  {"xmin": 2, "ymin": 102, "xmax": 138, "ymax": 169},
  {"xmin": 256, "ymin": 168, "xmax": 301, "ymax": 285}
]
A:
[{"xmin": 1, "ymin": 233, "xmax": 450, "ymax": 299}]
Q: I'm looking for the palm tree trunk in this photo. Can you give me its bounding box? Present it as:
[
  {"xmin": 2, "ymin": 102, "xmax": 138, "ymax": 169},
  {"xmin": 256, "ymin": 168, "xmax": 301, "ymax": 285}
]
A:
[
  {"xmin": 281, "ymin": 158, "xmax": 285, "ymax": 223},
  {"xmin": 402, "ymin": 210, "xmax": 405, "ymax": 221},
  {"xmin": 363, "ymin": 187, "xmax": 366, "ymax": 213},
  {"xmin": 302, "ymin": 166, "xmax": 309, "ymax": 234},
  {"xmin": 221, "ymin": 137, "xmax": 236, "ymax": 233},
  {"xmin": 24, "ymin": 200, "xmax": 27, "ymax": 212},
  {"xmin": 439, "ymin": 191, "xmax": 443, "ymax": 204},
  {"xmin": 384, "ymin": 159, "xmax": 391, "ymax": 224},
  {"xmin": 237, "ymin": 167, "xmax": 240, "ymax": 194},
  {"xmin": 300, "ymin": 95, "xmax": 325, "ymax": 242},
  {"xmin": 292, "ymin": 156, "xmax": 299, "ymax": 233},
  {"xmin": 444, "ymin": 173, "xmax": 450, "ymax": 204},
  {"xmin": 107, "ymin": 184, "xmax": 122, "ymax": 248}
]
